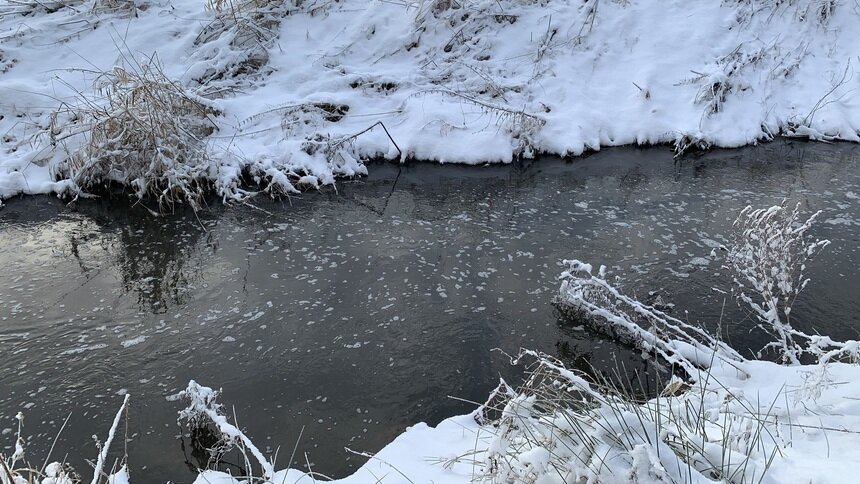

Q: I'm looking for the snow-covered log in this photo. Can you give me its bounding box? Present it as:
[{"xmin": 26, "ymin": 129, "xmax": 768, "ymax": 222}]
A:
[{"xmin": 555, "ymin": 260, "xmax": 743, "ymax": 379}]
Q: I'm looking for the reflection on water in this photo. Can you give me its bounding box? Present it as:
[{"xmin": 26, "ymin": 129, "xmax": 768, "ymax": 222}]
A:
[{"xmin": 1, "ymin": 140, "xmax": 859, "ymax": 482}]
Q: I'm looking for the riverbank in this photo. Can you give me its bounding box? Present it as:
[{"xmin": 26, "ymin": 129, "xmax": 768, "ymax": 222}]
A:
[{"xmin": 2, "ymin": 0, "xmax": 860, "ymax": 204}]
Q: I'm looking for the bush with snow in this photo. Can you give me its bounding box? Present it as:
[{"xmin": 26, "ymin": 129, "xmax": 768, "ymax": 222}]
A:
[{"xmin": 52, "ymin": 59, "xmax": 219, "ymax": 210}]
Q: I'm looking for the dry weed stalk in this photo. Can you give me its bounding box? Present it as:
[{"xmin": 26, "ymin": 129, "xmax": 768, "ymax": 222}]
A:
[{"xmin": 726, "ymin": 201, "xmax": 860, "ymax": 366}]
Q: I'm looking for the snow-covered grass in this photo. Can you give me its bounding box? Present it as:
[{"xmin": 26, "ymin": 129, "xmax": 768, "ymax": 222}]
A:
[
  {"xmin": 2, "ymin": 0, "xmax": 860, "ymax": 205},
  {"xmin": 465, "ymin": 351, "xmax": 860, "ymax": 484},
  {"xmin": 1, "ymin": 396, "xmax": 129, "ymax": 484},
  {"xmin": 475, "ymin": 351, "xmax": 783, "ymax": 484}
]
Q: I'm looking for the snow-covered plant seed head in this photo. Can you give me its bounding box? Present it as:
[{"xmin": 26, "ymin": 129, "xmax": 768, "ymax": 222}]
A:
[{"xmin": 726, "ymin": 201, "xmax": 829, "ymax": 364}]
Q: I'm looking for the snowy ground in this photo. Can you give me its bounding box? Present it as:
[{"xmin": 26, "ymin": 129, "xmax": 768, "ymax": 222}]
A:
[
  {"xmin": 2, "ymin": 0, "xmax": 860, "ymax": 201},
  {"xmin": 195, "ymin": 360, "xmax": 860, "ymax": 484}
]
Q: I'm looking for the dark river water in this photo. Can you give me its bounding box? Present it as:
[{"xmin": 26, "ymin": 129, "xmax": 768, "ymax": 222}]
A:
[{"xmin": 1, "ymin": 140, "xmax": 859, "ymax": 482}]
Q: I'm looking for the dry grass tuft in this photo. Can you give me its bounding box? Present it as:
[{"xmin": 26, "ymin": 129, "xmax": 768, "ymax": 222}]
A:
[
  {"xmin": 474, "ymin": 350, "xmax": 782, "ymax": 484},
  {"xmin": 90, "ymin": 0, "xmax": 138, "ymax": 15},
  {"xmin": 190, "ymin": 0, "xmax": 301, "ymax": 90},
  {"xmin": 53, "ymin": 58, "xmax": 219, "ymax": 211}
]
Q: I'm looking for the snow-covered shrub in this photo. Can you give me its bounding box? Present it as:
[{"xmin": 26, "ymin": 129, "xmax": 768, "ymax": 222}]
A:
[
  {"xmin": 726, "ymin": 202, "xmax": 828, "ymax": 363},
  {"xmin": 53, "ymin": 59, "xmax": 219, "ymax": 210}
]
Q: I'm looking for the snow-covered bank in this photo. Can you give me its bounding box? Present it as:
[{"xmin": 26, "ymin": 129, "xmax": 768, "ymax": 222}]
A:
[
  {"xmin": 1, "ymin": 0, "xmax": 860, "ymax": 203},
  {"xmin": 13, "ymin": 355, "xmax": 858, "ymax": 484},
  {"xmin": 184, "ymin": 360, "xmax": 860, "ymax": 484}
]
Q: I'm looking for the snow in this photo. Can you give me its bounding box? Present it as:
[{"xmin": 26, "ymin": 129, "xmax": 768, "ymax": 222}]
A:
[
  {"xmin": 190, "ymin": 414, "xmax": 485, "ymax": 484},
  {"xmin": 2, "ymin": 0, "xmax": 860, "ymax": 200}
]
